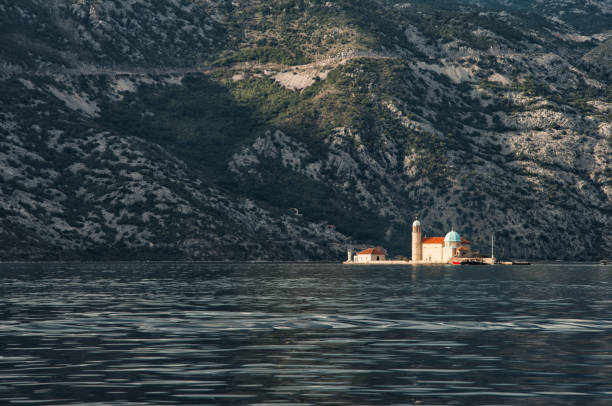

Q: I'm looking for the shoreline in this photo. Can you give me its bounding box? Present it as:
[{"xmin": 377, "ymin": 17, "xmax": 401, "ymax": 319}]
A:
[{"xmin": 0, "ymin": 260, "xmax": 606, "ymax": 265}]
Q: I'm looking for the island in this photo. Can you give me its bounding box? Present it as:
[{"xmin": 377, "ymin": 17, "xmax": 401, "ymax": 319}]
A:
[{"xmin": 344, "ymin": 219, "xmax": 498, "ymax": 265}]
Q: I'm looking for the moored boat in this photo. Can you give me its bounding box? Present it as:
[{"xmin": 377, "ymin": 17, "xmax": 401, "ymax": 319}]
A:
[
  {"xmin": 463, "ymin": 259, "xmax": 487, "ymax": 265},
  {"xmin": 451, "ymin": 257, "xmax": 486, "ymax": 265}
]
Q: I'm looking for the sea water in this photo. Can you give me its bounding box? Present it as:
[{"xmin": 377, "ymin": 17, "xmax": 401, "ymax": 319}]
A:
[{"xmin": 0, "ymin": 262, "xmax": 611, "ymax": 405}]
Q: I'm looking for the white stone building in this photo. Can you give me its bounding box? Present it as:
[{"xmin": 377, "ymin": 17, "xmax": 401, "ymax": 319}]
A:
[{"xmin": 354, "ymin": 247, "xmax": 386, "ymax": 263}]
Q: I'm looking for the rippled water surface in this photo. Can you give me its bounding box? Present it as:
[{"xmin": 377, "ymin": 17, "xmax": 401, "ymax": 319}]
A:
[{"xmin": 1, "ymin": 262, "xmax": 611, "ymax": 405}]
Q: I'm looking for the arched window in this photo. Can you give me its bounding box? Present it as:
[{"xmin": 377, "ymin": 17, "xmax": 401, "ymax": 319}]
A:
[{"xmin": 376, "ymin": 256, "xmax": 380, "ymax": 261}]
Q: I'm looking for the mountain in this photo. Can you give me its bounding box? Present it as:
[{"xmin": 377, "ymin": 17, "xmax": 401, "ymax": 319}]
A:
[{"xmin": 1, "ymin": 0, "xmax": 610, "ymax": 261}]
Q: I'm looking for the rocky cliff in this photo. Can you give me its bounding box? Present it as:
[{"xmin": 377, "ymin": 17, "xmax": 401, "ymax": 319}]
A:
[{"xmin": 1, "ymin": 0, "xmax": 610, "ymax": 260}]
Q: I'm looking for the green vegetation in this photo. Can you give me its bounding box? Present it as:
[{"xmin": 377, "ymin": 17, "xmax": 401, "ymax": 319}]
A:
[
  {"xmin": 214, "ymin": 46, "xmax": 308, "ymax": 66},
  {"xmin": 100, "ymin": 74, "xmax": 261, "ymax": 177}
]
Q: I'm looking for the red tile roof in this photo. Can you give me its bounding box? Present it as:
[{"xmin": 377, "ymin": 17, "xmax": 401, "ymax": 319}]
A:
[
  {"xmin": 357, "ymin": 247, "xmax": 386, "ymax": 255},
  {"xmin": 461, "ymin": 237, "xmax": 471, "ymax": 244},
  {"xmin": 422, "ymin": 237, "xmax": 444, "ymax": 244}
]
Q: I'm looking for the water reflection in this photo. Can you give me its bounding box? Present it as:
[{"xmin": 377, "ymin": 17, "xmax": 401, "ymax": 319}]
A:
[{"xmin": 0, "ymin": 262, "xmax": 611, "ymax": 405}]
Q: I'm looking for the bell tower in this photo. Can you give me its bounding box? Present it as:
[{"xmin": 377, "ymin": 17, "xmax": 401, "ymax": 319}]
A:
[
  {"xmin": 347, "ymin": 248, "xmax": 354, "ymax": 263},
  {"xmin": 411, "ymin": 218, "xmax": 422, "ymax": 262}
]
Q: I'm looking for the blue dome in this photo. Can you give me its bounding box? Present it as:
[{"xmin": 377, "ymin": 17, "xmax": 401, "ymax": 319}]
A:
[{"xmin": 444, "ymin": 230, "xmax": 461, "ymax": 243}]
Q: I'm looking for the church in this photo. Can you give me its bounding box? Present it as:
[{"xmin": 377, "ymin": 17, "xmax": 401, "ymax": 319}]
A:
[
  {"xmin": 344, "ymin": 219, "xmax": 484, "ymax": 265},
  {"xmin": 411, "ymin": 219, "xmax": 474, "ymax": 263}
]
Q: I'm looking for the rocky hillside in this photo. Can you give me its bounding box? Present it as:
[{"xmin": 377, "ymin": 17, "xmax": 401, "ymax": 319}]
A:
[{"xmin": 1, "ymin": 0, "xmax": 611, "ymax": 261}]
